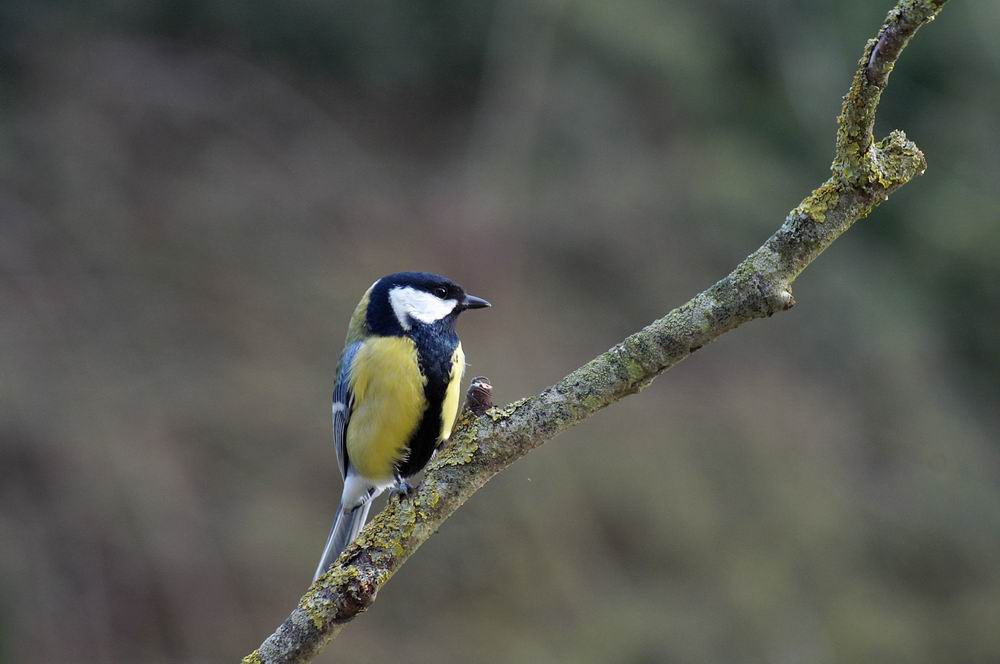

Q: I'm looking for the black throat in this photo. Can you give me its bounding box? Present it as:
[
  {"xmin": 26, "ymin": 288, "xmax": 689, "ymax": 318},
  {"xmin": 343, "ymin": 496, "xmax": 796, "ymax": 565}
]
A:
[{"xmin": 395, "ymin": 320, "xmax": 459, "ymax": 478}]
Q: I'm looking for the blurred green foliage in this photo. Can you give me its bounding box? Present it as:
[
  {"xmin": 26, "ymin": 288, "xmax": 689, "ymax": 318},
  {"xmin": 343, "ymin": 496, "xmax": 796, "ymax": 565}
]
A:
[{"xmin": 1, "ymin": 1, "xmax": 998, "ymax": 663}]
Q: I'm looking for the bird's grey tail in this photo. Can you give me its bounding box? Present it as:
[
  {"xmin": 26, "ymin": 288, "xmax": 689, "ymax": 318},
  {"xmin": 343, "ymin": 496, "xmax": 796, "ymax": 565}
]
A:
[{"xmin": 312, "ymin": 500, "xmax": 373, "ymax": 582}]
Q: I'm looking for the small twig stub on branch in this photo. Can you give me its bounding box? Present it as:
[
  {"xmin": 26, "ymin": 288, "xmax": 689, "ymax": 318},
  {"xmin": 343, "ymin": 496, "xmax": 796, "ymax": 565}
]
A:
[{"xmin": 465, "ymin": 376, "xmax": 494, "ymax": 416}]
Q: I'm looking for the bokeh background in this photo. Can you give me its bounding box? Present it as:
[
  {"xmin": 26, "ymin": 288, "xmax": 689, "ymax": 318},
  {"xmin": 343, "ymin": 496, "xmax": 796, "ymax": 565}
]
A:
[{"xmin": 2, "ymin": 1, "xmax": 999, "ymax": 662}]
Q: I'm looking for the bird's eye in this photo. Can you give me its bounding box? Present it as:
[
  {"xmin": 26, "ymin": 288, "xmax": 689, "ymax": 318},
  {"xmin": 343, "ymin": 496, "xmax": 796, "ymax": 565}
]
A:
[{"xmin": 433, "ymin": 286, "xmax": 448, "ymax": 299}]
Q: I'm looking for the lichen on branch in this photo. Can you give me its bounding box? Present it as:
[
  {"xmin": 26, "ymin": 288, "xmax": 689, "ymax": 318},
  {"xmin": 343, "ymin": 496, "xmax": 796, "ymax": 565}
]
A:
[
  {"xmin": 833, "ymin": 0, "xmax": 944, "ymax": 184},
  {"xmin": 244, "ymin": 1, "xmax": 950, "ymax": 661}
]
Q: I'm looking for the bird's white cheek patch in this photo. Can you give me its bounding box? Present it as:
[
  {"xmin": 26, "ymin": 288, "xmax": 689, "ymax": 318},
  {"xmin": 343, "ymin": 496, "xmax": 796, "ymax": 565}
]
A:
[{"xmin": 389, "ymin": 286, "xmax": 457, "ymax": 329}]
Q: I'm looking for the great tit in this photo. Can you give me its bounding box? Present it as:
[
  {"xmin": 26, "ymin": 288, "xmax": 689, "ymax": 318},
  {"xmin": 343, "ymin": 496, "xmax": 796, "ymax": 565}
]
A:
[{"xmin": 313, "ymin": 272, "xmax": 490, "ymax": 581}]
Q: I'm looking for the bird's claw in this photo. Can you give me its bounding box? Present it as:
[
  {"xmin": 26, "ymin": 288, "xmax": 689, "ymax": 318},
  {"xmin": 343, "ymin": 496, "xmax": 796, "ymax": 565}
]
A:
[{"xmin": 390, "ymin": 478, "xmax": 414, "ymax": 499}]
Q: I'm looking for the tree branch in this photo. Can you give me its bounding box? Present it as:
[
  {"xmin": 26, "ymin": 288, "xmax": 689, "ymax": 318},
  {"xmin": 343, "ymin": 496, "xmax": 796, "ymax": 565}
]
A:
[{"xmin": 244, "ymin": 1, "xmax": 948, "ymax": 661}]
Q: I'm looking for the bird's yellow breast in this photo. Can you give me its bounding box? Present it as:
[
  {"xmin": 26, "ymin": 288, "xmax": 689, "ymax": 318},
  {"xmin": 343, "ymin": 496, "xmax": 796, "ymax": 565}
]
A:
[
  {"xmin": 440, "ymin": 343, "xmax": 465, "ymax": 442},
  {"xmin": 346, "ymin": 336, "xmax": 427, "ymax": 481}
]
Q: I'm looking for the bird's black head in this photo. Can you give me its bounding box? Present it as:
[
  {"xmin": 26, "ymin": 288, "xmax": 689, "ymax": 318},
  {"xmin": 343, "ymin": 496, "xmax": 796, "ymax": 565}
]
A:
[{"xmin": 366, "ymin": 272, "xmax": 490, "ymax": 337}]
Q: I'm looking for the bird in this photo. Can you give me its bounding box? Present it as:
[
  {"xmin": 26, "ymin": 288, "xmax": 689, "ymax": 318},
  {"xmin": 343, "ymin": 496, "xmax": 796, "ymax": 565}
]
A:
[{"xmin": 312, "ymin": 272, "xmax": 490, "ymax": 581}]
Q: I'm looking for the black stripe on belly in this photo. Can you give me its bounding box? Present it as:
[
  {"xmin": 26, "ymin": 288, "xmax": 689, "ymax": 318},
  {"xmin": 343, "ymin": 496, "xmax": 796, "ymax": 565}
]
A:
[{"xmin": 395, "ymin": 325, "xmax": 458, "ymax": 479}]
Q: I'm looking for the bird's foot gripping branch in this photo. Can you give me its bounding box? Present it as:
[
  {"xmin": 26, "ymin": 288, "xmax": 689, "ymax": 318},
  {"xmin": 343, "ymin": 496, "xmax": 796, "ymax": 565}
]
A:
[{"xmin": 244, "ymin": 1, "xmax": 948, "ymax": 661}]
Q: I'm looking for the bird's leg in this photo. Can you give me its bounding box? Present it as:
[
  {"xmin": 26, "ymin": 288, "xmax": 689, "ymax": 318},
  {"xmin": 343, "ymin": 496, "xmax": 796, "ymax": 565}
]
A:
[{"xmin": 389, "ymin": 474, "xmax": 414, "ymax": 499}]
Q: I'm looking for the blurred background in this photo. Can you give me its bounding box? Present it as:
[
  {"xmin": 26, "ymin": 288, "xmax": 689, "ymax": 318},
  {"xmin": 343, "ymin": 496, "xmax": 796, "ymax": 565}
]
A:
[{"xmin": 2, "ymin": 1, "xmax": 999, "ymax": 662}]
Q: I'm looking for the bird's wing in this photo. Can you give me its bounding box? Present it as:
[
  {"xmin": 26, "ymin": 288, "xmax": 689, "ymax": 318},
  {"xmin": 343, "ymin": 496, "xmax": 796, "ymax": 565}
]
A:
[{"xmin": 333, "ymin": 341, "xmax": 362, "ymax": 478}]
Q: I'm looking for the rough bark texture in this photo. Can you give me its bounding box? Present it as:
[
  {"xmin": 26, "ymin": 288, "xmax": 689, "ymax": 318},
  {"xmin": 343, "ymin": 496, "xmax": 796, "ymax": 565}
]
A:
[{"xmin": 244, "ymin": 1, "xmax": 948, "ymax": 661}]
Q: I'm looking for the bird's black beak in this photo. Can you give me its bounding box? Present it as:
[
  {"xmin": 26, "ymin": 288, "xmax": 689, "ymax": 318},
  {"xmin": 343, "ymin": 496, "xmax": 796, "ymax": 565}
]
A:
[{"xmin": 461, "ymin": 294, "xmax": 491, "ymax": 310}]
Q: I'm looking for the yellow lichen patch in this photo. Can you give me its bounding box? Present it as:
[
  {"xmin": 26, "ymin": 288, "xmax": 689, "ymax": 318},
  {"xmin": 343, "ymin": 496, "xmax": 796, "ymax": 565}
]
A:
[
  {"xmin": 241, "ymin": 651, "xmax": 264, "ymax": 664},
  {"xmin": 300, "ymin": 565, "xmax": 361, "ymax": 630},
  {"xmin": 487, "ymin": 398, "xmax": 529, "ymax": 422},
  {"xmin": 411, "ymin": 482, "xmax": 444, "ymax": 518},
  {"xmin": 350, "ymin": 501, "xmax": 415, "ymax": 562},
  {"xmin": 793, "ymin": 179, "xmax": 841, "ymax": 223},
  {"xmin": 430, "ymin": 427, "xmax": 481, "ymax": 466},
  {"xmin": 871, "ymin": 130, "xmax": 926, "ymax": 188}
]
